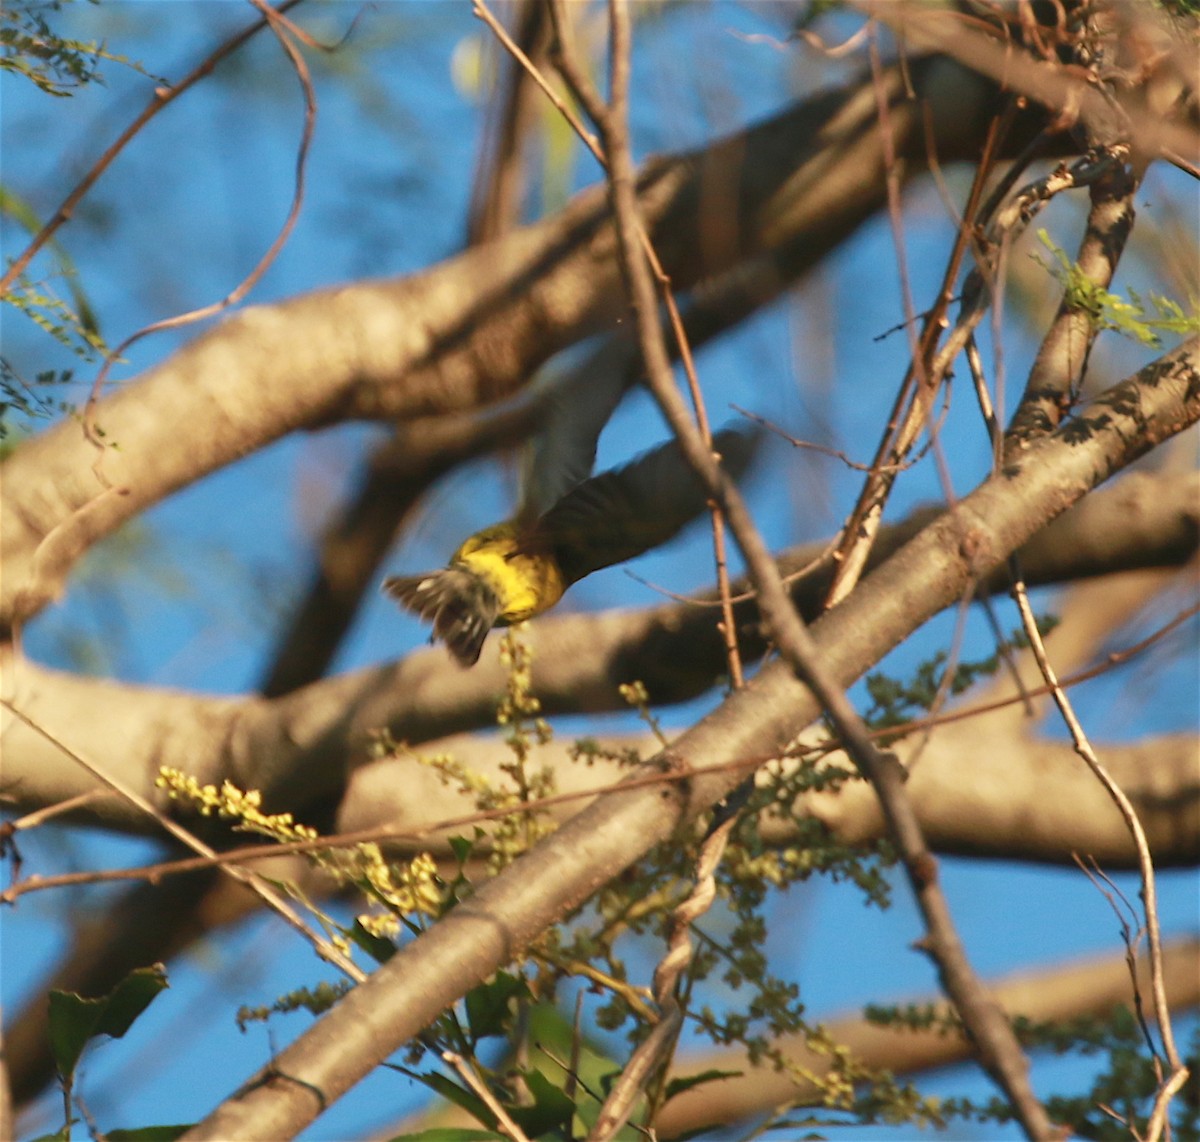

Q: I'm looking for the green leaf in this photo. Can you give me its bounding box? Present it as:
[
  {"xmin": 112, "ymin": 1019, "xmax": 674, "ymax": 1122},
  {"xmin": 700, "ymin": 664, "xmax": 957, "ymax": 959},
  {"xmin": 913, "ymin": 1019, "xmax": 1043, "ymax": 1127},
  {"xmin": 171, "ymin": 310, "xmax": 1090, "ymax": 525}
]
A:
[
  {"xmin": 465, "ymin": 970, "xmax": 529, "ymax": 1043},
  {"xmin": 48, "ymin": 963, "xmax": 168, "ymax": 1080},
  {"xmin": 508, "ymin": 1067, "xmax": 576, "ymax": 1136},
  {"xmin": 448, "ymin": 834, "xmax": 475, "ymax": 864},
  {"xmin": 347, "ymin": 919, "xmax": 398, "ymax": 964},
  {"xmin": 1032, "ymin": 229, "xmax": 1200, "ymax": 348},
  {"xmin": 663, "ymin": 1067, "xmax": 744, "ymax": 1103},
  {"xmin": 404, "ymin": 1070, "xmax": 495, "ymax": 1130}
]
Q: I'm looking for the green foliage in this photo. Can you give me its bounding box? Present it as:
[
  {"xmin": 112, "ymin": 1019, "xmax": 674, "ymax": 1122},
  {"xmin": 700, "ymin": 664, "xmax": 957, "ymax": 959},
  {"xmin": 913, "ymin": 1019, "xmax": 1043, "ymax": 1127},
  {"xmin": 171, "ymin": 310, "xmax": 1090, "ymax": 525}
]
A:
[
  {"xmin": 618, "ymin": 679, "xmax": 670, "ymax": 747},
  {"xmin": 864, "ymin": 1002, "xmax": 1200, "ymax": 1140},
  {"xmin": 731, "ymin": 753, "xmax": 896, "ymax": 907},
  {"xmin": 1035, "ymin": 229, "xmax": 1200, "ymax": 347},
  {"xmin": 236, "ymin": 980, "xmax": 353, "ymax": 1032},
  {"xmin": 393, "ymin": 1047, "xmax": 576, "ymax": 1140},
  {"xmin": 465, "ymin": 970, "xmax": 530, "ymax": 1043},
  {"xmin": 864, "ymin": 1000, "xmax": 962, "ymax": 1036},
  {"xmin": 0, "ymin": 360, "xmax": 77, "ymax": 441},
  {"xmin": 1031, "ymin": 1009, "xmax": 1199, "ymax": 1141},
  {"xmin": 662, "ymin": 1066, "xmax": 744, "ymax": 1103},
  {"xmin": 1, "ymin": 269, "xmax": 105, "ymax": 357},
  {"xmin": 48, "ymin": 963, "xmax": 168, "ymax": 1082},
  {"xmin": 31, "ymin": 1127, "xmax": 194, "ymax": 1142},
  {"xmin": 44, "ymin": 963, "xmax": 171, "ymax": 1139},
  {"xmin": 1, "ymin": 185, "xmax": 108, "ymax": 438},
  {"xmin": 1156, "ymin": 0, "xmax": 1200, "ymax": 18},
  {"xmin": 0, "ymin": 0, "xmax": 157, "ymax": 95},
  {"xmin": 865, "ymin": 616, "xmax": 1059, "ymax": 733}
]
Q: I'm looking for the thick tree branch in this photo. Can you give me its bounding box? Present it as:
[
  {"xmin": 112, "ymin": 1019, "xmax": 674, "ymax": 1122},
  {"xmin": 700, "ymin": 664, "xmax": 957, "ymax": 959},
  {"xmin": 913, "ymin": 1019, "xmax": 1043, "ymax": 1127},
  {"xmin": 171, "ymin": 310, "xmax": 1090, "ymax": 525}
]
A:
[
  {"xmin": 655, "ymin": 937, "xmax": 1200, "ymax": 1138},
  {"xmin": 3, "ymin": 470, "xmax": 1195, "ymax": 832},
  {"xmin": 5, "ymin": 469, "xmax": 1196, "ymax": 825},
  {"xmin": 178, "ymin": 340, "xmax": 1198, "ymax": 1140},
  {"xmin": 0, "ymin": 53, "xmax": 1052, "ymax": 631}
]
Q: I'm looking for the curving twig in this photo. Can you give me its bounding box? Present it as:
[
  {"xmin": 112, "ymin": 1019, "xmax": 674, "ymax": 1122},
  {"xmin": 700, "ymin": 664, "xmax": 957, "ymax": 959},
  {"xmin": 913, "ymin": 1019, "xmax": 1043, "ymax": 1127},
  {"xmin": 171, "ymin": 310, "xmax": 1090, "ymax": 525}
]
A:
[{"xmin": 1010, "ymin": 578, "xmax": 1187, "ymax": 1142}]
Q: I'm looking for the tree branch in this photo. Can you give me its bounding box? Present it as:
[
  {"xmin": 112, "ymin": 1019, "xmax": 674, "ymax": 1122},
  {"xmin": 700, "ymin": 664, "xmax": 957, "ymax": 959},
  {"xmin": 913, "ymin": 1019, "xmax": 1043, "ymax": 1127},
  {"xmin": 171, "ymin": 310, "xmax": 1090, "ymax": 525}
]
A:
[
  {"xmin": 382, "ymin": 938, "xmax": 1200, "ymax": 1139},
  {"xmin": 178, "ymin": 339, "xmax": 1198, "ymax": 1140},
  {"xmin": 0, "ymin": 52, "xmax": 1053, "ymax": 631},
  {"xmin": 3, "ymin": 469, "xmax": 1195, "ymax": 831},
  {"xmin": 656, "ymin": 937, "xmax": 1200, "ymax": 1138}
]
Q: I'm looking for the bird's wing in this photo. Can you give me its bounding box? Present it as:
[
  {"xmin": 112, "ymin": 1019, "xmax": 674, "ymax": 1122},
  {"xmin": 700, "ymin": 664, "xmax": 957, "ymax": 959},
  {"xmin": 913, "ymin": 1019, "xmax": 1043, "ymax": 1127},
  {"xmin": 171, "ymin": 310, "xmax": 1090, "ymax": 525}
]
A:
[
  {"xmin": 516, "ymin": 341, "xmax": 637, "ymax": 522},
  {"xmin": 535, "ymin": 424, "xmax": 760, "ymax": 585}
]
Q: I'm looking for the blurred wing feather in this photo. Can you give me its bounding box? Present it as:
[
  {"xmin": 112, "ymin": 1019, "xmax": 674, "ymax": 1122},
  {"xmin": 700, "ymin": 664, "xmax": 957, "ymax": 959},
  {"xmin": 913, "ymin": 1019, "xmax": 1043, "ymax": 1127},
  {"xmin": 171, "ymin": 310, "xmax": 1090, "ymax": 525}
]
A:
[
  {"xmin": 382, "ymin": 569, "xmax": 501, "ymax": 667},
  {"xmin": 518, "ymin": 352, "xmax": 634, "ymax": 521},
  {"xmin": 536, "ymin": 425, "xmax": 759, "ymax": 585}
]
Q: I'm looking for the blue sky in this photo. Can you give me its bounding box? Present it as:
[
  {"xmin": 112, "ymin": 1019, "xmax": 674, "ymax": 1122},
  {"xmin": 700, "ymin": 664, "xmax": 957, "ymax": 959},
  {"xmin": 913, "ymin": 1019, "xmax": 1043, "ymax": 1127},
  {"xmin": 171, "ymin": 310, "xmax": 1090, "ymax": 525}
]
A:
[{"xmin": 3, "ymin": 3, "xmax": 1197, "ymax": 1139}]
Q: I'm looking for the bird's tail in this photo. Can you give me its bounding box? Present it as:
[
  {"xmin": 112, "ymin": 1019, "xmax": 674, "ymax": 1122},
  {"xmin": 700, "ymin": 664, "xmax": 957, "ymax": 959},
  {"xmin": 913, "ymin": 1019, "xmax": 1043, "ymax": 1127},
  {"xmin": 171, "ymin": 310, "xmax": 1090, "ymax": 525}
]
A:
[{"xmin": 382, "ymin": 568, "xmax": 501, "ymax": 667}]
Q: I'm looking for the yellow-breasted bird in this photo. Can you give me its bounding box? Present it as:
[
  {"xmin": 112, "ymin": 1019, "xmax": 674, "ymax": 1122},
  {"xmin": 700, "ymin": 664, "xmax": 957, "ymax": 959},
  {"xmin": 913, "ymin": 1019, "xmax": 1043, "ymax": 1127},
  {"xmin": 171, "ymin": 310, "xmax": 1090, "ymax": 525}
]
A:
[{"xmin": 383, "ymin": 425, "xmax": 757, "ymax": 667}]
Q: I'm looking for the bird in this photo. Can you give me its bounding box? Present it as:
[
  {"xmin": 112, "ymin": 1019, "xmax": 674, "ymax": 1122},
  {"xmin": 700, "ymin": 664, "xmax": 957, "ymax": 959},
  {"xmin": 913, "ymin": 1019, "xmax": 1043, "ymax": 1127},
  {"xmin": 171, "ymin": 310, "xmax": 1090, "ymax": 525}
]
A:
[{"xmin": 383, "ymin": 425, "xmax": 757, "ymax": 667}]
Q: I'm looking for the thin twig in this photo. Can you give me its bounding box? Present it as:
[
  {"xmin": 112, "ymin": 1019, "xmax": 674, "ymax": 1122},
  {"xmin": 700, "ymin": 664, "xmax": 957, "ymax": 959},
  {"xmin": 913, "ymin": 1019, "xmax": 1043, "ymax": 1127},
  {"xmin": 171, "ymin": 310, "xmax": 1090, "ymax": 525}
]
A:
[
  {"xmin": 81, "ymin": 0, "xmax": 319, "ymax": 457},
  {"xmin": 6, "ymin": 790, "xmax": 115, "ymax": 832},
  {"xmin": 474, "ymin": 0, "xmax": 603, "ymax": 165},
  {"xmin": 593, "ymin": 2, "xmax": 1058, "ymax": 1134},
  {"xmin": 1009, "ymin": 577, "xmax": 1187, "ymax": 1141},
  {"xmin": 0, "ymin": 0, "xmax": 304, "ymax": 298},
  {"xmin": 442, "ymin": 1051, "xmax": 532, "ymax": 1142},
  {"xmin": 1, "ymin": 699, "xmax": 366, "ymax": 983},
  {"xmin": 824, "ymin": 98, "xmax": 1013, "ymax": 606},
  {"xmin": 827, "ymin": 146, "xmax": 1119, "ymax": 584},
  {"xmin": 732, "ymin": 403, "xmax": 917, "ymax": 474},
  {"xmin": 546, "ymin": 0, "xmax": 612, "ymax": 139},
  {"xmin": 1072, "ymin": 854, "xmax": 1158, "ymax": 1063}
]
